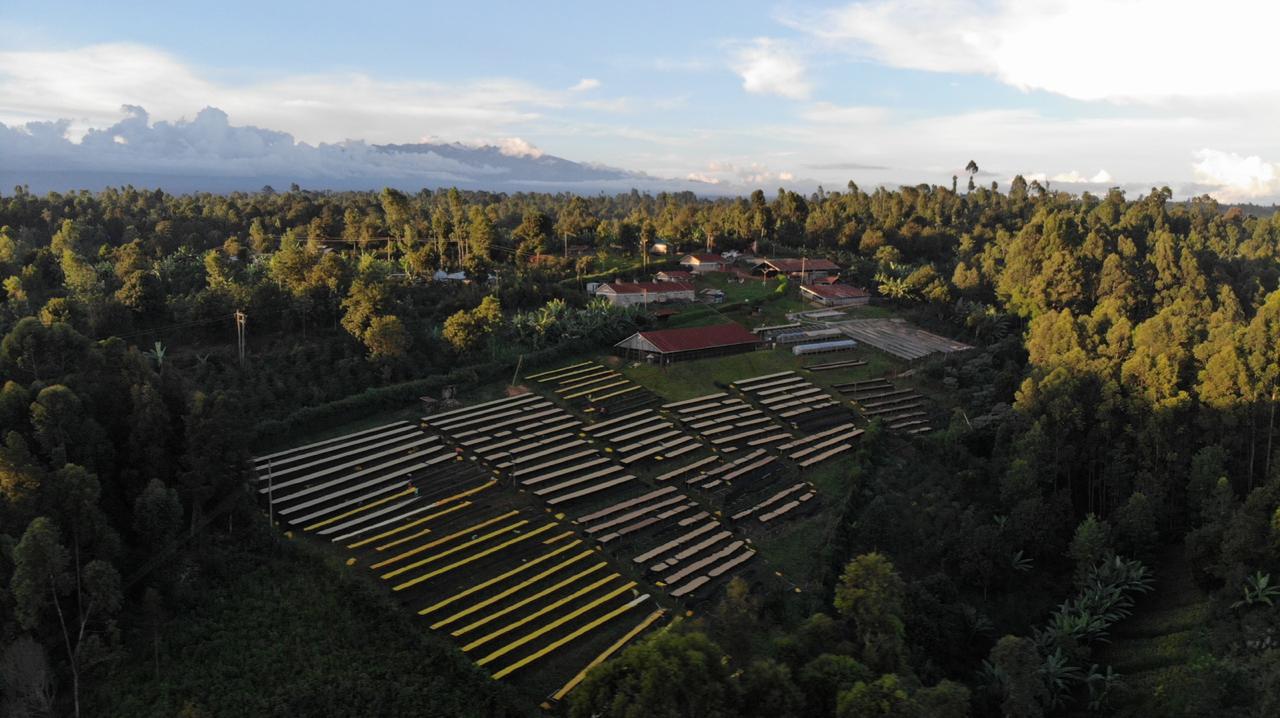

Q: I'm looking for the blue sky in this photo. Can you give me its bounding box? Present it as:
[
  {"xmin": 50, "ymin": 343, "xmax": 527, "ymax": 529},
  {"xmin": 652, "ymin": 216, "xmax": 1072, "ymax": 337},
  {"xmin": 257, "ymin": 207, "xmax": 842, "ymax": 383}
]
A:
[{"xmin": 4, "ymin": 0, "xmax": 1280, "ymax": 199}]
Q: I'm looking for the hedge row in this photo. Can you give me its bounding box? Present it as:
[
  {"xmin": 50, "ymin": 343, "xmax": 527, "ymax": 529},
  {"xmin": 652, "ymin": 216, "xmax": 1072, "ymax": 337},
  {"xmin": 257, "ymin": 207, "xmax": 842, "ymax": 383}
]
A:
[{"xmin": 251, "ymin": 338, "xmax": 601, "ymax": 451}]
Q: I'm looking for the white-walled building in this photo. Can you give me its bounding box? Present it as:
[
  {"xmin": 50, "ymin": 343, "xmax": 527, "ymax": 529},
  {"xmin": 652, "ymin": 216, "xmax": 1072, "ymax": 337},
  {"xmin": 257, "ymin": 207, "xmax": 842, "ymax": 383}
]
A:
[
  {"xmin": 595, "ymin": 281, "xmax": 695, "ymax": 307},
  {"xmin": 679, "ymin": 253, "xmax": 725, "ymax": 273}
]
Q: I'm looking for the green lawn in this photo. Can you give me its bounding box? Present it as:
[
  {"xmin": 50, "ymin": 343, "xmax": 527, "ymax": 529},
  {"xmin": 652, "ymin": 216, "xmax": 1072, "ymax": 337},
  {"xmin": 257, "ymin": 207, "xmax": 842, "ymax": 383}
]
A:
[
  {"xmin": 619, "ymin": 348, "xmax": 798, "ymax": 401},
  {"xmin": 753, "ymin": 513, "xmax": 835, "ymax": 594},
  {"xmin": 253, "ymin": 379, "xmax": 517, "ymax": 456},
  {"xmin": 660, "ymin": 303, "xmax": 733, "ymax": 329},
  {"xmin": 618, "ymin": 345, "xmax": 905, "ymax": 403},
  {"xmin": 698, "ymin": 272, "xmax": 784, "ymax": 303}
]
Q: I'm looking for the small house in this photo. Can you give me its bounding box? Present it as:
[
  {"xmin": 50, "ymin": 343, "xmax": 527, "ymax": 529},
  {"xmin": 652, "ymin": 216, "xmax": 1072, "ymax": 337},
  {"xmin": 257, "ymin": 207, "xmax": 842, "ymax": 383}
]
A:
[{"xmin": 679, "ymin": 253, "xmax": 725, "ymax": 273}]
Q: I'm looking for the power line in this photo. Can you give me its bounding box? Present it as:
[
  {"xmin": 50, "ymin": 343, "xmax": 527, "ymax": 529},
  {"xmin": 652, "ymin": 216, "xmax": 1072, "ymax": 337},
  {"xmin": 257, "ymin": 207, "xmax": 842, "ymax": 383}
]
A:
[{"xmin": 95, "ymin": 314, "xmax": 234, "ymax": 342}]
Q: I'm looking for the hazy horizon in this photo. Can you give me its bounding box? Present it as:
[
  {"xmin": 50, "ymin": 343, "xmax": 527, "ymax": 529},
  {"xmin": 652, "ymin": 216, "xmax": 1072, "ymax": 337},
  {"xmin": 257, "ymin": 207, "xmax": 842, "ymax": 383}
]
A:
[{"xmin": 5, "ymin": 1, "xmax": 1280, "ymax": 200}]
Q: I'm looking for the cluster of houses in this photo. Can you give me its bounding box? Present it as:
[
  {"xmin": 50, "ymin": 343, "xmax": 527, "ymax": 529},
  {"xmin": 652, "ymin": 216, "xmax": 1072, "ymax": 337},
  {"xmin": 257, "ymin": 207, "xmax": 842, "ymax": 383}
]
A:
[{"xmin": 592, "ymin": 252, "xmax": 870, "ymax": 309}]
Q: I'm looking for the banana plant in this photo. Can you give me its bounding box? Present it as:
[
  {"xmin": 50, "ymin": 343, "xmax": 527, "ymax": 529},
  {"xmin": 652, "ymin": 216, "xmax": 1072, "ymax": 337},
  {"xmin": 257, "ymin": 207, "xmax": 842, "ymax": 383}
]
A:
[
  {"xmin": 145, "ymin": 341, "xmax": 166, "ymax": 370},
  {"xmin": 1039, "ymin": 649, "xmax": 1084, "ymax": 711},
  {"xmin": 1232, "ymin": 571, "xmax": 1280, "ymax": 609},
  {"xmin": 1010, "ymin": 550, "xmax": 1034, "ymax": 573},
  {"xmin": 1085, "ymin": 664, "xmax": 1122, "ymax": 712}
]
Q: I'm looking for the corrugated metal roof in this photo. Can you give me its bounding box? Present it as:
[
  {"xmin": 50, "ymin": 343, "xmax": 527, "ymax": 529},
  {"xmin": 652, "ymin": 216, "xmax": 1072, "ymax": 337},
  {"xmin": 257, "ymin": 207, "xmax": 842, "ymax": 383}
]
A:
[
  {"xmin": 764, "ymin": 258, "xmax": 841, "ymax": 272},
  {"xmin": 598, "ymin": 281, "xmax": 695, "ymax": 294},
  {"xmin": 802, "ymin": 284, "xmax": 869, "ymax": 298},
  {"xmin": 793, "ymin": 339, "xmax": 858, "ymax": 355},
  {"xmin": 616, "ymin": 322, "xmax": 761, "ymax": 354}
]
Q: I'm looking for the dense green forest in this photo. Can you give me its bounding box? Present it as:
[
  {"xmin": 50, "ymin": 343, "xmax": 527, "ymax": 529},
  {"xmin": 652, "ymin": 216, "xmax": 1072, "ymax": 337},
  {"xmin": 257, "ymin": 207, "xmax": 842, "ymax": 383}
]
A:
[{"xmin": 2, "ymin": 179, "xmax": 1280, "ymax": 716}]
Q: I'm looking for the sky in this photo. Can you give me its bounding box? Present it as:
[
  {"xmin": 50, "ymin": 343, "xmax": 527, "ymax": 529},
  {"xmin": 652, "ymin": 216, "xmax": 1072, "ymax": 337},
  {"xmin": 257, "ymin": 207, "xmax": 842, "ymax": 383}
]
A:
[{"xmin": 3, "ymin": 0, "xmax": 1280, "ymax": 200}]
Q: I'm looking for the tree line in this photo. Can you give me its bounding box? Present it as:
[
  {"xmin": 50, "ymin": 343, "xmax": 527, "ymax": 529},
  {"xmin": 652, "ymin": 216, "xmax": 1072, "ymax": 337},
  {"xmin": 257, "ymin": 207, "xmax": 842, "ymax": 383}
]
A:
[{"xmin": 2, "ymin": 178, "xmax": 1280, "ymax": 715}]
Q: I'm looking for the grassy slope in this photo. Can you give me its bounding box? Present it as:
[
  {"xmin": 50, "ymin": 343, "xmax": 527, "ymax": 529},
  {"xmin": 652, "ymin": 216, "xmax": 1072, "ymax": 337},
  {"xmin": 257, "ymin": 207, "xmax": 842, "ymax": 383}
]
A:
[
  {"xmin": 94, "ymin": 534, "xmax": 534, "ymax": 718},
  {"xmin": 1100, "ymin": 545, "xmax": 1211, "ymax": 716},
  {"xmin": 221, "ymin": 304, "xmax": 923, "ymax": 716},
  {"xmin": 615, "ymin": 343, "xmax": 898, "ymax": 595}
]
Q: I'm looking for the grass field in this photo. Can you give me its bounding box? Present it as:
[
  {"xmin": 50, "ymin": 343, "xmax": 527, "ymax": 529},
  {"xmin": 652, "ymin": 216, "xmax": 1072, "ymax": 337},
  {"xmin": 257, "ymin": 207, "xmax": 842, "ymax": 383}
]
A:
[
  {"xmin": 699, "ymin": 272, "xmax": 783, "ymax": 302},
  {"xmin": 618, "ymin": 345, "xmax": 903, "ymax": 403},
  {"xmin": 1099, "ymin": 545, "xmax": 1213, "ymax": 716},
  {"xmin": 94, "ymin": 534, "xmax": 532, "ymax": 717}
]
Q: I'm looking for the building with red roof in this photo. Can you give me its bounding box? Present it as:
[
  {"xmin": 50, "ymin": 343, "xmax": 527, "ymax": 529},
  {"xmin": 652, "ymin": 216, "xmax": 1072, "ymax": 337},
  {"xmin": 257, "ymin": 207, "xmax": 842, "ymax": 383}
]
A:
[
  {"xmin": 595, "ymin": 281, "xmax": 695, "ymax": 307},
  {"xmin": 614, "ymin": 322, "xmax": 762, "ymax": 364},
  {"xmin": 800, "ymin": 283, "xmax": 871, "ymax": 306},
  {"xmin": 756, "ymin": 257, "xmax": 841, "ymax": 281},
  {"xmin": 655, "ymin": 270, "xmax": 695, "ymax": 282}
]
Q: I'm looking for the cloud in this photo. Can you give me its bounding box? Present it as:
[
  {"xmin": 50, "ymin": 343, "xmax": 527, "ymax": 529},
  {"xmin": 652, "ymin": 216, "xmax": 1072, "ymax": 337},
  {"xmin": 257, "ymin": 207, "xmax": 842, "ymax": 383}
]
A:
[
  {"xmin": 494, "ymin": 137, "xmax": 543, "ymax": 158},
  {"xmin": 0, "ymin": 43, "xmax": 562, "ymax": 146},
  {"xmin": 689, "ymin": 160, "xmax": 801, "ymax": 186},
  {"xmin": 1050, "ymin": 169, "xmax": 1113, "ymax": 184},
  {"xmin": 1192, "ymin": 149, "xmax": 1280, "ymax": 201},
  {"xmin": 0, "ymin": 105, "xmax": 680, "ymax": 192},
  {"xmin": 807, "ymin": 161, "xmax": 890, "ymax": 171},
  {"xmin": 800, "ymin": 103, "xmax": 890, "ymax": 125},
  {"xmin": 569, "ymin": 78, "xmax": 601, "ymax": 93},
  {"xmin": 730, "ymin": 38, "xmax": 811, "ymax": 100},
  {"xmin": 796, "ymin": 1, "xmax": 1280, "ymax": 103},
  {"xmin": 578, "ymin": 97, "xmax": 632, "ymax": 113},
  {"xmin": 7, "ymin": 43, "xmax": 1280, "ymax": 200},
  {"xmin": 0, "ymin": 104, "xmax": 797, "ymax": 196}
]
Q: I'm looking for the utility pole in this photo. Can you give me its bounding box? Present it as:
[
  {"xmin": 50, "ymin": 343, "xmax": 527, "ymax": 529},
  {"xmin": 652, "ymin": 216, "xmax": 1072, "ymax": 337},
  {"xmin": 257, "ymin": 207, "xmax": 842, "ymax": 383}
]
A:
[{"xmin": 234, "ymin": 311, "xmax": 247, "ymax": 367}]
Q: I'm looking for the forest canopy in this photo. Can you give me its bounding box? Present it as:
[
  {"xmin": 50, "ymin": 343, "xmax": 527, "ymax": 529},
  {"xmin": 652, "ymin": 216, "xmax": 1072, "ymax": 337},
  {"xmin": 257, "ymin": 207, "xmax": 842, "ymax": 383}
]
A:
[{"xmin": 2, "ymin": 179, "xmax": 1280, "ymax": 716}]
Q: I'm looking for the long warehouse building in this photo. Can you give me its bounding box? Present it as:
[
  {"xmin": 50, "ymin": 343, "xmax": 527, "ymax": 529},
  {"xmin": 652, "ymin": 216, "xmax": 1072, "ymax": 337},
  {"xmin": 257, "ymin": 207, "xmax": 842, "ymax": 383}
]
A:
[{"xmin": 614, "ymin": 322, "xmax": 762, "ymax": 364}]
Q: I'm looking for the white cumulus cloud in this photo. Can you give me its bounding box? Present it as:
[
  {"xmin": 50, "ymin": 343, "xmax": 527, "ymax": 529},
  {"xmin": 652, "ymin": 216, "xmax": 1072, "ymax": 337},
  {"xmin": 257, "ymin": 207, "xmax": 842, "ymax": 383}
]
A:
[
  {"xmin": 569, "ymin": 78, "xmax": 601, "ymax": 92},
  {"xmin": 690, "ymin": 160, "xmax": 802, "ymax": 186},
  {"xmin": 797, "ymin": 0, "xmax": 1280, "ymax": 103},
  {"xmin": 0, "ymin": 43, "xmax": 562, "ymax": 146},
  {"xmin": 730, "ymin": 38, "xmax": 811, "ymax": 100},
  {"xmin": 1050, "ymin": 169, "xmax": 1113, "ymax": 184},
  {"xmin": 495, "ymin": 137, "xmax": 543, "ymax": 158},
  {"xmin": 1192, "ymin": 149, "xmax": 1280, "ymax": 201}
]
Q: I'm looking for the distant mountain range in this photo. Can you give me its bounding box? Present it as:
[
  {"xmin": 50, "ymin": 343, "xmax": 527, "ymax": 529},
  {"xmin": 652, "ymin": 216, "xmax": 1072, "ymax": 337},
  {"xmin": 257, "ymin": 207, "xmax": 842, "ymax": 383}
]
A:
[
  {"xmin": 0, "ymin": 106, "xmax": 712, "ymax": 195},
  {"xmin": 377, "ymin": 142, "xmax": 640, "ymax": 186}
]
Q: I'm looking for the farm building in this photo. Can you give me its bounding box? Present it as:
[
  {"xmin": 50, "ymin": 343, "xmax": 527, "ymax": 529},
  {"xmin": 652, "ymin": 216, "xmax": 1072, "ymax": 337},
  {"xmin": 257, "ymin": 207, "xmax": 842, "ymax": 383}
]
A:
[
  {"xmin": 655, "ymin": 270, "xmax": 694, "ymax": 283},
  {"xmin": 800, "ymin": 284, "xmax": 871, "ymax": 306},
  {"xmin": 679, "ymin": 253, "xmax": 725, "ymax": 273},
  {"xmin": 700, "ymin": 288, "xmax": 725, "ymax": 303},
  {"xmin": 650, "ymin": 241, "xmax": 673, "ymax": 255},
  {"xmin": 793, "ymin": 339, "xmax": 857, "ymax": 356},
  {"xmin": 596, "ymin": 281, "xmax": 695, "ymax": 307},
  {"xmin": 614, "ymin": 322, "xmax": 762, "ymax": 364},
  {"xmin": 756, "ymin": 257, "xmax": 841, "ymax": 282}
]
